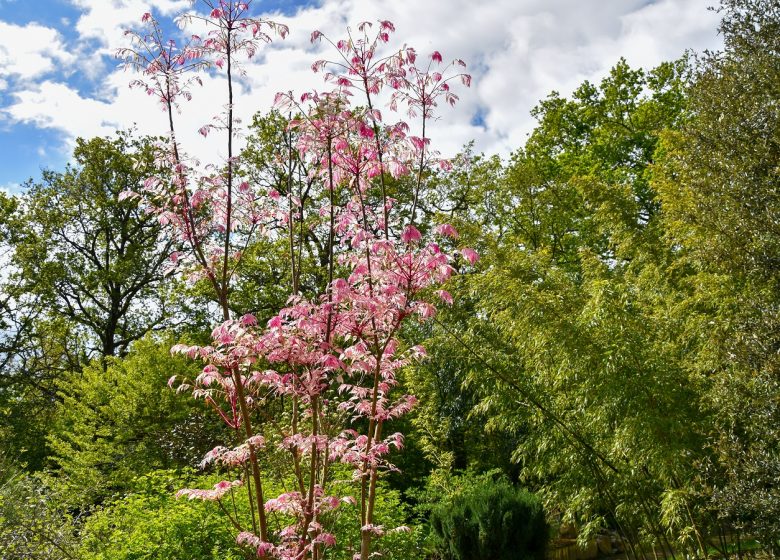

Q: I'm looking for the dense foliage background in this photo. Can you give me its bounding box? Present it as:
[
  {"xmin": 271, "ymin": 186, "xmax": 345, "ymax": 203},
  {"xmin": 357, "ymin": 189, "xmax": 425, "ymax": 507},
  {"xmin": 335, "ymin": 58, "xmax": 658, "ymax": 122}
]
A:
[{"xmin": 2, "ymin": 0, "xmax": 780, "ymax": 558}]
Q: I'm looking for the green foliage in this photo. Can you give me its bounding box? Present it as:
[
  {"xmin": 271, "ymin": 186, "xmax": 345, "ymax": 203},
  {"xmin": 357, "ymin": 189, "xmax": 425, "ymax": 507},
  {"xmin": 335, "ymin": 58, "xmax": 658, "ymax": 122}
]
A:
[
  {"xmin": 416, "ymin": 57, "xmax": 708, "ymax": 555},
  {"xmin": 0, "ymin": 314, "xmax": 83, "ymax": 472},
  {"xmin": 1, "ymin": 131, "xmax": 189, "ymax": 471},
  {"xmin": 12, "ymin": 131, "xmax": 175, "ymax": 358},
  {"xmin": 48, "ymin": 336, "xmax": 224, "ymax": 508},
  {"xmin": 75, "ymin": 468, "xmax": 421, "ymax": 560},
  {"xmin": 403, "ymin": 150, "xmax": 520, "ymax": 476},
  {"xmin": 5, "ymin": 4, "xmax": 780, "ymax": 559},
  {"xmin": 78, "ymin": 470, "xmax": 245, "ymax": 560},
  {"xmin": 327, "ymin": 473, "xmax": 424, "ymax": 560},
  {"xmin": 428, "ymin": 474, "xmax": 547, "ymax": 560},
  {"xmin": 653, "ymin": 0, "xmax": 780, "ymax": 544},
  {"xmin": 0, "ymin": 467, "xmax": 79, "ymax": 560}
]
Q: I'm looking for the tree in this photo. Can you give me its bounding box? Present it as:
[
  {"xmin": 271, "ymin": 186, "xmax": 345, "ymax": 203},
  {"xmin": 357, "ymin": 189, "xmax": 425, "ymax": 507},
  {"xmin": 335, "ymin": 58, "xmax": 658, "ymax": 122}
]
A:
[
  {"xmin": 655, "ymin": 0, "xmax": 780, "ymax": 545},
  {"xmin": 425, "ymin": 58, "xmax": 722, "ymax": 559},
  {"xmin": 118, "ymin": 4, "xmax": 472, "ymax": 559},
  {"xmin": 0, "ymin": 131, "xmax": 186, "ymax": 470},
  {"xmin": 12, "ymin": 132, "xmax": 176, "ymax": 360},
  {"xmin": 47, "ymin": 336, "xmax": 225, "ymax": 508}
]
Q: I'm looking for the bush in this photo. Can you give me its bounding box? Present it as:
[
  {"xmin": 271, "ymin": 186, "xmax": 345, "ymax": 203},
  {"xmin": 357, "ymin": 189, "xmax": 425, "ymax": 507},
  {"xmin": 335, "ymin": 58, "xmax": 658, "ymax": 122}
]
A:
[
  {"xmin": 429, "ymin": 476, "xmax": 548, "ymax": 560},
  {"xmin": 48, "ymin": 336, "xmax": 225, "ymax": 508},
  {"xmin": 78, "ymin": 470, "xmax": 244, "ymax": 560},
  {"xmin": 328, "ymin": 475, "xmax": 425, "ymax": 560},
  {"xmin": 0, "ymin": 469, "xmax": 80, "ymax": 560},
  {"xmin": 77, "ymin": 468, "xmax": 423, "ymax": 560}
]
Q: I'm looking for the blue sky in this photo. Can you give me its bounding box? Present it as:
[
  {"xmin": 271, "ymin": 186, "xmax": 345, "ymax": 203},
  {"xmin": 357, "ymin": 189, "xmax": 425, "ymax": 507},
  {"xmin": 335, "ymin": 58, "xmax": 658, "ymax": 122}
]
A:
[{"xmin": 0, "ymin": 0, "xmax": 723, "ymax": 194}]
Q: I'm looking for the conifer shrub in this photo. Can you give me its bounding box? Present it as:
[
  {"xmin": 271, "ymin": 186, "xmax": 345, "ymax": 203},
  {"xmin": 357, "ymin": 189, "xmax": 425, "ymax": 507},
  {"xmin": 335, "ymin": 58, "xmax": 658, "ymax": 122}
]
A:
[{"xmin": 429, "ymin": 477, "xmax": 548, "ymax": 560}]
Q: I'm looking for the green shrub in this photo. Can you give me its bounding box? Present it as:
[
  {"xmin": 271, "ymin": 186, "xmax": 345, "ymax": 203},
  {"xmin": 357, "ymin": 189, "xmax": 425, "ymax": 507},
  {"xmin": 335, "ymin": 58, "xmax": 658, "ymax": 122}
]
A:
[
  {"xmin": 429, "ymin": 476, "xmax": 548, "ymax": 560},
  {"xmin": 78, "ymin": 470, "xmax": 245, "ymax": 560},
  {"xmin": 48, "ymin": 336, "xmax": 226, "ymax": 508},
  {"xmin": 77, "ymin": 468, "xmax": 422, "ymax": 560},
  {"xmin": 328, "ymin": 476, "xmax": 425, "ymax": 560},
  {"xmin": 0, "ymin": 470, "xmax": 79, "ymax": 560}
]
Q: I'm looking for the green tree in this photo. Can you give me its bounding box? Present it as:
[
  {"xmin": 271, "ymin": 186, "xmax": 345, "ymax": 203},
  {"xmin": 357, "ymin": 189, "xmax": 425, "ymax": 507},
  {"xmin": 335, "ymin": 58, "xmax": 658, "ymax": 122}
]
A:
[
  {"xmin": 655, "ymin": 0, "xmax": 780, "ymax": 545},
  {"xmin": 13, "ymin": 131, "xmax": 175, "ymax": 359},
  {"xmin": 425, "ymin": 59, "xmax": 718, "ymax": 558},
  {"xmin": 1, "ymin": 131, "xmax": 188, "ymax": 470},
  {"xmin": 402, "ymin": 148, "xmax": 522, "ymax": 476},
  {"xmin": 47, "ymin": 336, "xmax": 224, "ymax": 508}
]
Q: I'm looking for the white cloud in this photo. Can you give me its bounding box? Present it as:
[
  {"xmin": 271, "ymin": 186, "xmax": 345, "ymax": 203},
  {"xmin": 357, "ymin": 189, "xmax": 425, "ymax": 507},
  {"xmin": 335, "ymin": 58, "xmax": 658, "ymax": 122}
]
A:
[
  {"xmin": 70, "ymin": 0, "xmax": 192, "ymax": 53},
  {"xmin": 63, "ymin": 0, "xmax": 193, "ymax": 80},
  {"xmin": 0, "ymin": 182, "xmax": 21, "ymax": 195},
  {"xmin": 0, "ymin": 21, "xmax": 76, "ymax": 81},
  {"xmin": 2, "ymin": 0, "xmax": 723, "ymax": 168},
  {"xmin": 4, "ymin": 81, "xmax": 120, "ymax": 140}
]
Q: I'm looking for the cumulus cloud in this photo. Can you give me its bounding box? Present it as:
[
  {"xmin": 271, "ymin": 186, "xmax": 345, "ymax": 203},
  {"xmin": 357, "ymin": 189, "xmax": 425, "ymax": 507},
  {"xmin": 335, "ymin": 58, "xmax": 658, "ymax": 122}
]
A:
[
  {"xmin": 0, "ymin": 21, "xmax": 76, "ymax": 81},
  {"xmin": 4, "ymin": 81, "xmax": 119, "ymax": 140},
  {"xmin": 1, "ymin": 0, "xmax": 723, "ymax": 171},
  {"xmin": 71, "ymin": 0, "xmax": 191, "ymax": 53}
]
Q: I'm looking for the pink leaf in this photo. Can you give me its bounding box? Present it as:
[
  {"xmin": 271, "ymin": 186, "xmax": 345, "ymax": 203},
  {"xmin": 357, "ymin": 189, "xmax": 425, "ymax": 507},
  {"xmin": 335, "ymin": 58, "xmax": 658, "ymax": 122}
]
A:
[
  {"xmin": 118, "ymin": 190, "xmax": 137, "ymax": 202},
  {"xmin": 359, "ymin": 122, "xmax": 374, "ymax": 138},
  {"xmin": 461, "ymin": 247, "xmax": 479, "ymax": 264},
  {"xmin": 439, "ymin": 158, "xmax": 454, "ymax": 171},
  {"xmin": 434, "ymin": 223, "xmax": 459, "ymax": 238},
  {"xmin": 436, "ymin": 289, "xmax": 454, "ymax": 305},
  {"xmin": 239, "ymin": 313, "xmax": 257, "ymax": 326},
  {"xmin": 401, "ymin": 225, "xmax": 422, "ymax": 244}
]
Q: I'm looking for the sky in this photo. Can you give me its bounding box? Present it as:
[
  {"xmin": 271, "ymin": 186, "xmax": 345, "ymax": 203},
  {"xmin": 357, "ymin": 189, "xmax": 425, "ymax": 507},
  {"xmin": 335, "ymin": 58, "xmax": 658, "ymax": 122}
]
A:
[{"xmin": 0, "ymin": 0, "xmax": 724, "ymax": 194}]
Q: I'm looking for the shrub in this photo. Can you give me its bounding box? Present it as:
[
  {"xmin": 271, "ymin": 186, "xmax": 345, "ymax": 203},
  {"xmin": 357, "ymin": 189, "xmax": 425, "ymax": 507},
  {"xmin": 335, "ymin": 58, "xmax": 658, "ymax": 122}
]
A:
[
  {"xmin": 77, "ymin": 468, "xmax": 422, "ymax": 560},
  {"xmin": 77, "ymin": 470, "xmax": 244, "ymax": 560},
  {"xmin": 0, "ymin": 469, "xmax": 79, "ymax": 560},
  {"xmin": 429, "ymin": 476, "xmax": 548, "ymax": 560},
  {"xmin": 48, "ymin": 336, "xmax": 224, "ymax": 508}
]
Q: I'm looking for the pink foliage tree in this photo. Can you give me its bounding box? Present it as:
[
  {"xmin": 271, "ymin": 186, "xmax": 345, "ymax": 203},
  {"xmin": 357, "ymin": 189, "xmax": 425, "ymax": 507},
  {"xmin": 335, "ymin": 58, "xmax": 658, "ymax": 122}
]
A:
[{"xmin": 118, "ymin": 2, "xmax": 474, "ymax": 558}]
